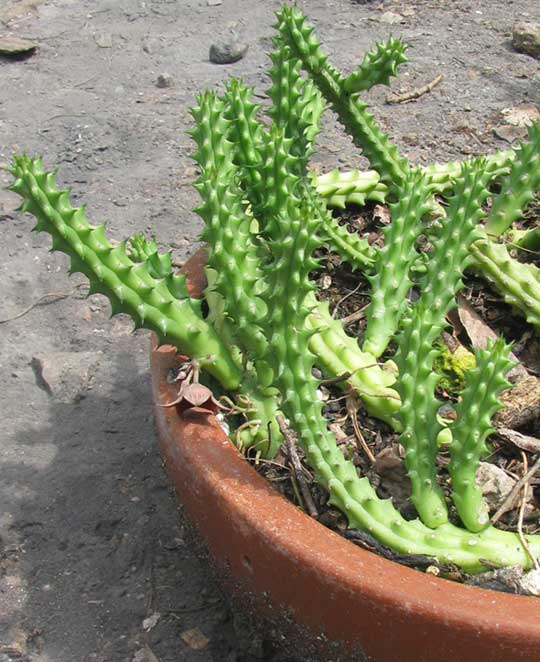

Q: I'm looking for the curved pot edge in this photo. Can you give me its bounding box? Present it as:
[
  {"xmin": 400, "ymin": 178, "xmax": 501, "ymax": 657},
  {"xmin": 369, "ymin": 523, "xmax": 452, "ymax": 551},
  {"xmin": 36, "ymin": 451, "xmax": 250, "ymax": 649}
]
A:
[{"xmin": 149, "ymin": 249, "xmax": 540, "ymax": 662}]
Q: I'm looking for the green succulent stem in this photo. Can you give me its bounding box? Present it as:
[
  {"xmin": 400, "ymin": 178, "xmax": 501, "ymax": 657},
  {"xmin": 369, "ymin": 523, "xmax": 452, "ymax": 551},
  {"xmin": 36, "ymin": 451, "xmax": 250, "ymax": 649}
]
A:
[
  {"xmin": 344, "ymin": 36, "xmax": 408, "ymax": 94},
  {"xmin": 9, "ymin": 155, "xmax": 242, "ymax": 390},
  {"xmin": 449, "ymin": 339, "xmax": 515, "ymax": 533},
  {"xmin": 485, "ymin": 123, "xmax": 540, "ymax": 237},
  {"xmin": 362, "ymin": 170, "xmax": 432, "ymax": 358},
  {"xmin": 394, "ymin": 160, "xmax": 491, "ymax": 528},
  {"xmin": 306, "ymin": 298, "xmax": 400, "ymax": 428},
  {"xmin": 191, "ymin": 91, "xmax": 268, "ymax": 359},
  {"xmin": 10, "ymin": 4, "xmax": 540, "ymax": 574},
  {"xmin": 510, "ymin": 224, "xmax": 540, "ymax": 252},
  {"xmin": 313, "ymin": 149, "xmax": 514, "ymax": 210},
  {"xmin": 469, "ymin": 239, "xmax": 540, "ymax": 328},
  {"xmin": 277, "ymin": 5, "xmax": 410, "ymax": 194}
]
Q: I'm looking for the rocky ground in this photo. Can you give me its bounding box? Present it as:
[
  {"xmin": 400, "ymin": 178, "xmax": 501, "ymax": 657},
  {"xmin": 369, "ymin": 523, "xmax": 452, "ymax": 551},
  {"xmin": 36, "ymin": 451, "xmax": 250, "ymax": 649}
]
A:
[{"xmin": 0, "ymin": 0, "xmax": 539, "ymax": 660}]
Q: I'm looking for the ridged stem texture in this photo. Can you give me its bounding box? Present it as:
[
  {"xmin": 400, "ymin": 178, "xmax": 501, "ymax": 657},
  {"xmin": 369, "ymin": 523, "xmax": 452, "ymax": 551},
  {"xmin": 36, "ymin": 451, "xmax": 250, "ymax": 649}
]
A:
[
  {"xmin": 449, "ymin": 339, "xmax": 515, "ymax": 532},
  {"xmin": 470, "ymin": 239, "xmax": 540, "ymax": 328},
  {"xmin": 224, "ymin": 79, "xmax": 266, "ymax": 215},
  {"xmin": 9, "ymin": 155, "xmax": 241, "ymax": 390},
  {"xmin": 276, "ymin": 5, "xmax": 410, "ymax": 194},
  {"xmin": 362, "ymin": 170, "xmax": 432, "ymax": 357},
  {"xmin": 191, "ymin": 91, "xmax": 268, "ymax": 359},
  {"xmin": 394, "ymin": 160, "xmax": 491, "ymax": 528},
  {"xmin": 485, "ymin": 123, "xmax": 540, "ymax": 236},
  {"xmin": 344, "ymin": 36, "xmax": 408, "ymax": 93}
]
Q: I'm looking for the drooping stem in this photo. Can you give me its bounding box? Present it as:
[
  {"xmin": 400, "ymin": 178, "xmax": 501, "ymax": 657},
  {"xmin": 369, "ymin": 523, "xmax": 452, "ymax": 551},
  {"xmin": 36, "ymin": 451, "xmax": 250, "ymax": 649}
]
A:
[{"xmin": 9, "ymin": 155, "xmax": 242, "ymax": 390}]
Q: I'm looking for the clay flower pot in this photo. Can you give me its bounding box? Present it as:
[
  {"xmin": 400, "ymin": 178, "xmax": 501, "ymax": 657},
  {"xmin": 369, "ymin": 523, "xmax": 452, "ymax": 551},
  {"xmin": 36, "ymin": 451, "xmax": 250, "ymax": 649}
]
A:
[{"xmin": 150, "ymin": 250, "xmax": 540, "ymax": 662}]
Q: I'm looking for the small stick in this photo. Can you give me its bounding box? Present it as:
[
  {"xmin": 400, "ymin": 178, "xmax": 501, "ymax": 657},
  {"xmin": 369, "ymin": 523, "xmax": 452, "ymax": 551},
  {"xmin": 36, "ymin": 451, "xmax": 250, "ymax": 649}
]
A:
[
  {"xmin": 331, "ymin": 281, "xmax": 365, "ymax": 319},
  {"xmin": 319, "ymin": 371, "xmax": 352, "ymax": 386},
  {"xmin": 276, "ymin": 415, "xmax": 319, "ymax": 518},
  {"xmin": 517, "ymin": 453, "xmax": 540, "ymax": 571},
  {"xmin": 497, "ymin": 427, "xmax": 540, "ymax": 455},
  {"xmin": 386, "ymin": 74, "xmax": 443, "ymax": 105},
  {"xmin": 0, "ymin": 291, "xmax": 73, "ymax": 323},
  {"xmin": 346, "ymin": 392, "xmax": 376, "ymax": 464},
  {"xmin": 340, "ymin": 302, "xmax": 370, "ymax": 326},
  {"xmin": 492, "ymin": 454, "xmax": 540, "ymax": 524}
]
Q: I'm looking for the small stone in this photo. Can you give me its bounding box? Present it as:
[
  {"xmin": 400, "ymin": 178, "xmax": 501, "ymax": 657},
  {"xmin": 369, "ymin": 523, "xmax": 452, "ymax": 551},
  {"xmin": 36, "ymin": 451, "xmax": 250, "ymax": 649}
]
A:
[
  {"xmin": 132, "ymin": 646, "xmax": 159, "ymax": 662},
  {"xmin": 38, "ymin": 351, "xmax": 101, "ymax": 403},
  {"xmin": 94, "ymin": 32, "xmax": 113, "ymax": 49},
  {"xmin": 180, "ymin": 628, "xmax": 210, "ymax": 650},
  {"xmin": 501, "ymin": 104, "xmax": 540, "ymax": 127},
  {"xmin": 156, "ymin": 72, "xmax": 173, "ymax": 88},
  {"xmin": 142, "ymin": 37, "xmax": 159, "ymax": 54},
  {"xmin": 142, "ymin": 612, "xmax": 160, "ymax": 631},
  {"xmin": 476, "ymin": 462, "xmax": 522, "ymax": 512},
  {"xmin": 379, "ymin": 11, "xmax": 403, "ymax": 25},
  {"xmin": 492, "ymin": 124, "xmax": 528, "ymax": 143},
  {"xmin": 209, "ymin": 36, "xmax": 248, "ymax": 64},
  {"xmin": 207, "ymin": 0, "xmax": 222, "ymax": 5},
  {"xmin": 0, "ymin": 36, "xmax": 38, "ymax": 55},
  {"xmin": 512, "ymin": 22, "xmax": 540, "ymax": 59},
  {"xmin": 517, "ymin": 568, "xmax": 540, "ymax": 597}
]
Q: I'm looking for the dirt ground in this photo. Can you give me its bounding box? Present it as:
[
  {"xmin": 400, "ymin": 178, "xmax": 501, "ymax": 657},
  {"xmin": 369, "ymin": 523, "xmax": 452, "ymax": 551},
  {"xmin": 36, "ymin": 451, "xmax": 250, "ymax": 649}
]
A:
[{"xmin": 0, "ymin": 0, "xmax": 539, "ymax": 660}]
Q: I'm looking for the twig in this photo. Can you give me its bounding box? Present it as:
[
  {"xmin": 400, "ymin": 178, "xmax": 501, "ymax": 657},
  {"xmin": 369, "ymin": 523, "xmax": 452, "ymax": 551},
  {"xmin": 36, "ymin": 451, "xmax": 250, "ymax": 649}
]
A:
[
  {"xmin": 276, "ymin": 415, "xmax": 319, "ymax": 518},
  {"xmin": 517, "ymin": 453, "xmax": 540, "ymax": 571},
  {"xmin": 497, "ymin": 427, "xmax": 540, "ymax": 455},
  {"xmin": 331, "ymin": 281, "xmax": 364, "ymax": 319},
  {"xmin": 339, "ymin": 302, "xmax": 370, "ymax": 326},
  {"xmin": 0, "ymin": 291, "xmax": 75, "ymax": 323},
  {"xmin": 492, "ymin": 454, "xmax": 540, "ymax": 524},
  {"xmin": 386, "ymin": 74, "xmax": 443, "ymax": 105},
  {"xmin": 346, "ymin": 392, "xmax": 376, "ymax": 464},
  {"xmin": 319, "ymin": 371, "xmax": 352, "ymax": 386}
]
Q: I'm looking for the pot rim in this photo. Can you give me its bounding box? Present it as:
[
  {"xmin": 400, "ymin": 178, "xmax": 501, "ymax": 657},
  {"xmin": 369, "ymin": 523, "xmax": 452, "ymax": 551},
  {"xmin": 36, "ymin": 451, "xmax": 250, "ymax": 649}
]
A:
[{"xmin": 150, "ymin": 248, "xmax": 540, "ymax": 661}]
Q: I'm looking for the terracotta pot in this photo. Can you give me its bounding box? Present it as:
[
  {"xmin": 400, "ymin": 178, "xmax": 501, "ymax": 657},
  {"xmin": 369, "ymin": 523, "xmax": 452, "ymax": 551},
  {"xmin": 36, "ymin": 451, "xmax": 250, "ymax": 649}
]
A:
[{"xmin": 150, "ymin": 249, "xmax": 540, "ymax": 662}]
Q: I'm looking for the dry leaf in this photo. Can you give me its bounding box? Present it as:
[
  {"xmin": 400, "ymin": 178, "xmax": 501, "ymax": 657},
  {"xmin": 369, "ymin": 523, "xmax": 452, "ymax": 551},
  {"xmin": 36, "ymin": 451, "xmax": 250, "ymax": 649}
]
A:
[
  {"xmin": 451, "ymin": 295, "xmax": 528, "ymax": 382},
  {"xmin": 180, "ymin": 628, "xmax": 210, "ymax": 650},
  {"xmin": 373, "ymin": 204, "xmax": 391, "ymax": 225}
]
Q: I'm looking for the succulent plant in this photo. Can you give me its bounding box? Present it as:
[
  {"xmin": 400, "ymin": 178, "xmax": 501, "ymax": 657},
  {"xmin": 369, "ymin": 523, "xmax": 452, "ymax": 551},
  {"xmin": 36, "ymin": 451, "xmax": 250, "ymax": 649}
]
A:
[{"xmin": 8, "ymin": 4, "xmax": 540, "ymax": 574}]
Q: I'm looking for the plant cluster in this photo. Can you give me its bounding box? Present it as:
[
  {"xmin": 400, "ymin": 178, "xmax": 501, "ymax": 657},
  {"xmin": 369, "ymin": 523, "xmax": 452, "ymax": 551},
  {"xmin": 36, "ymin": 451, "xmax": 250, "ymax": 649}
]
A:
[{"xmin": 9, "ymin": 5, "xmax": 540, "ymax": 573}]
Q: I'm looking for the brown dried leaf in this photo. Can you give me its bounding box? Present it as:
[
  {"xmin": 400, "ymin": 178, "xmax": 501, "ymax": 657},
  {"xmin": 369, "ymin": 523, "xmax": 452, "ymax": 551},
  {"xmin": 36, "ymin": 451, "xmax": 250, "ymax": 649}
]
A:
[
  {"xmin": 373, "ymin": 204, "xmax": 391, "ymax": 225},
  {"xmin": 451, "ymin": 294, "xmax": 528, "ymax": 382},
  {"xmin": 184, "ymin": 383, "xmax": 213, "ymax": 406}
]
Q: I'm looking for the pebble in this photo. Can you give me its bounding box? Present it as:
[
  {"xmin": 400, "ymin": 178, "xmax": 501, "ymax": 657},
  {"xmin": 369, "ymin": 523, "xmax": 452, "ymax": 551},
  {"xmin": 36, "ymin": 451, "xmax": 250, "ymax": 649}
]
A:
[
  {"xmin": 476, "ymin": 462, "xmax": 525, "ymax": 512},
  {"xmin": 492, "ymin": 124, "xmax": 528, "ymax": 143},
  {"xmin": 512, "ymin": 22, "xmax": 540, "ymax": 59},
  {"xmin": 0, "ymin": 36, "xmax": 38, "ymax": 55},
  {"xmin": 379, "ymin": 11, "xmax": 403, "ymax": 25},
  {"xmin": 156, "ymin": 72, "xmax": 173, "ymax": 88},
  {"xmin": 209, "ymin": 36, "xmax": 248, "ymax": 64}
]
